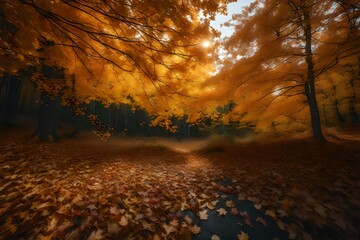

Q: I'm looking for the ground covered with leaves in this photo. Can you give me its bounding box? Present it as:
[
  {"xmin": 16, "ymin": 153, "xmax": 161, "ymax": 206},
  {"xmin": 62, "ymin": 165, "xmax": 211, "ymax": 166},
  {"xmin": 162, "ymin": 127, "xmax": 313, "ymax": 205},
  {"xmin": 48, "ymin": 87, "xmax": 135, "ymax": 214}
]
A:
[{"xmin": 1, "ymin": 128, "xmax": 360, "ymax": 240}]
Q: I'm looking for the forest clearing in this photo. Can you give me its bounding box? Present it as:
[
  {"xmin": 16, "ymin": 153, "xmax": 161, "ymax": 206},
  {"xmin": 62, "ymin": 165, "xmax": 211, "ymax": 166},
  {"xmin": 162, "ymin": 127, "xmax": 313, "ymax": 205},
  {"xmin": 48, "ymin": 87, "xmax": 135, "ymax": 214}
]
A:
[{"xmin": 1, "ymin": 126, "xmax": 359, "ymax": 239}]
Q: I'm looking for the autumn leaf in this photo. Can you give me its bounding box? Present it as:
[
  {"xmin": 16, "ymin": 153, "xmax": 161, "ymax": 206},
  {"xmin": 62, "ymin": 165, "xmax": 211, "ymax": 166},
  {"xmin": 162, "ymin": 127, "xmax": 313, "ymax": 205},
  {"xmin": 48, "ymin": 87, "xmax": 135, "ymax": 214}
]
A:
[
  {"xmin": 184, "ymin": 215, "xmax": 193, "ymax": 225},
  {"xmin": 240, "ymin": 211, "xmax": 252, "ymax": 227},
  {"xmin": 152, "ymin": 234, "xmax": 161, "ymax": 240},
  {"xmin": 255, "ymin": 217, "xmax": 267, "ymax": 227},
  {"xmin": 211, "ymin": 234, "xmax": 220, "ymax": 240},
  {"xmin": 265, "ymin": 210, "xmax": 277, "ymax": 220},
  {"xmin": 163, "ymin": 224, "xmax": 175, "ymax": 235},
  {"xmin": 109, "ymin": 206, "xmax": 120, "ymax": 215},
  {"xmin": 237, "ymin": 231, "xmax": 249, "ymax": 240},
  {"xmin": 199, "ymin": 209, "xmax": 208, "ymax": 220},
  {"xmin": 86, "ymin": 204, "xmax": 97, "ymax": 211},
  {"xmin": 143, "ymin": 221, "xmax": 155, "ymax": 232},
  {"xmin": 231, "ymin": 208, "xmax": 239, "ymax": 216},
  {"xmin": 47, "ymin": 217, "xmax": 58, "ymax": 231},
  {"xmin": 87, "ymin": 229, "xmax": 104, "ymax": 240},
  {"xmin": 206, "ymin": 200, "xmax": 218, "ymax": 210},
  {"xmin": 169, "ymin": 219, "xmax": 179, "ymax": 227},
  {"xmin": 190, "ymin": 225, "xmax": 201, "ymax": 234},
  {"xmin": 225, "ymin": 200, "xmax": 235, "ymax": 208},
  {"xmin": 254, "ymin": 204, "xmax": 262, "ymax": 210},
  {"xmin": 277, "ymin": 220, "xmax": 286, "ymax": 231},
  {"xmin": 216, "ymin": 208, "xmax": 227, "ymax": 216},
  {"xmin": 107, "ymin": 223, "xmax": 119, "ymax": 235},
  {"xmin": 119, "ymin": 216, "xmax": 128, "ymax": 226}
]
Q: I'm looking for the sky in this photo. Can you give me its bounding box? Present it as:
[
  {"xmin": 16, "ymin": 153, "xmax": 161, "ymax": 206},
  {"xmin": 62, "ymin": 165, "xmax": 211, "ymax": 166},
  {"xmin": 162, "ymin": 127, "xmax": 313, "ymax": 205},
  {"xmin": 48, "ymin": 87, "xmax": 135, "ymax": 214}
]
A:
[{"xmin": 211, "ymin": 0, "xmax": 254, "ymax": 38}]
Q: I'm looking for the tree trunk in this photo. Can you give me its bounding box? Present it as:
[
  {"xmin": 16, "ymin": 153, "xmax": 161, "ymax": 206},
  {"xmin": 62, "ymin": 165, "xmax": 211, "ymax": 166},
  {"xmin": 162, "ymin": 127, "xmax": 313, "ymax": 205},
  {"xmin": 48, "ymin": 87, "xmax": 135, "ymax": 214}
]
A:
[
  {"xmin": 349, "ymin": 79, "xmax": 359, "ymax": 123},
  {"xmin": 349, "ymin": 97, "xmax": 359, "ymax": 123},
  {"xmin": 2, "ymin": 75, "xmax": 19, "ymax": 126},
  {"xmin": 322, "ymin": 104, "xmax": 328, "ymax": 126},
  {"xmin": 303, "ymin": 10, "xmax": 326, "ymax": 141},
  {"xmin": 36, "ymin": 92, "xmax": 60, "ymax": 141},
  {"xmin": 335, "ymin": 99, "xmax": 345, "ymax": 123}
]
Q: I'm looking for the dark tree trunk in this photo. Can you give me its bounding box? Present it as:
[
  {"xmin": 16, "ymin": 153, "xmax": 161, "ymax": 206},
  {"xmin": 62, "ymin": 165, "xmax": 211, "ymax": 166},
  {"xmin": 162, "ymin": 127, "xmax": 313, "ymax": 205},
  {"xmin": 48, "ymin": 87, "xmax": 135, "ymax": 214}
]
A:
[
  {"xmin": 349, "ymin": 97, "xmax": 359, "ymax": 123},
  {"xmin": 3, "ymin": 75, "xmax": 20, "ymax": 126},
  {"xmin": 303, "ymin": 10, "xmax": 326, "ymax": 141},
  {"xmin": 322, "ymin": 104, "xmax": 328, "ymax": 126},
  {"xmin": 349, "ymin": 79, "xmax": 359, "ymax": 123},
  {"xmin": 334, "ymin": 99, "xmax": 345, "ymax": 123},
  {"xmin": 36, "ymin": 92, "xmax": 60, "ymax": 141}
]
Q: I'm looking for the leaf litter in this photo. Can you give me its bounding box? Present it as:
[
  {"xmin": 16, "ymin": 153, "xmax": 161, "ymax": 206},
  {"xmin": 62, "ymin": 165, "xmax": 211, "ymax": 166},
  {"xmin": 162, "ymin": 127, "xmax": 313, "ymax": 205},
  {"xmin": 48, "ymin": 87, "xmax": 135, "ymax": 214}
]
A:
[{"xmin": 0, "ymin": 130, "xmax": 359, "ymax": 239}]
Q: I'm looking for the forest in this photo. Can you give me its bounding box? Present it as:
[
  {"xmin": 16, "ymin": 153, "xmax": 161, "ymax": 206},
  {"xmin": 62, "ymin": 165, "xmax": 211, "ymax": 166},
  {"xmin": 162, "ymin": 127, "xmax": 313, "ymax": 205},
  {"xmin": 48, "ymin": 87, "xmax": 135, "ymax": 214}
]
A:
[{"xmin": 0, "ymin": 0, "xmax": 359, "ymax": 239}]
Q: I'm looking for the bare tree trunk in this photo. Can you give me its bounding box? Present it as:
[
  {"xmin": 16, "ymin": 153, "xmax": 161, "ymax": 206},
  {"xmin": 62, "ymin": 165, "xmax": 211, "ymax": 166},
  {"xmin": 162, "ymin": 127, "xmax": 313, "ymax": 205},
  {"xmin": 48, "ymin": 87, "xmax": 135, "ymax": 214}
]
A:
[
  {"xmin": 349, "ymin": 79, "xmax": 359, "ymax": 123},
  {"xmin": 3, "ymin": 75, "xmax": 19, "ymax": 126},
  {"xmin": 334, "ymin": 99, "xmax": 345, "ymax": 123},
  {"xmin": 36, "ymin": 92, "xmax": 60, "ymax": 141},
  {"xmin": 303, "ymin": 10, "xmax": 325, "ymax": 141}
]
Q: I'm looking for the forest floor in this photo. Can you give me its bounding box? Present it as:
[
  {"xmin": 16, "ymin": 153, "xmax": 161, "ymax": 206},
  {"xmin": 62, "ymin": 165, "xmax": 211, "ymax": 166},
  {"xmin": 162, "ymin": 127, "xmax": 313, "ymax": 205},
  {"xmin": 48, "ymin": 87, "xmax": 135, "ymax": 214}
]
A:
[{"xmin": 0, "ymin": 126, "xmax": 360, "ymax": 240}]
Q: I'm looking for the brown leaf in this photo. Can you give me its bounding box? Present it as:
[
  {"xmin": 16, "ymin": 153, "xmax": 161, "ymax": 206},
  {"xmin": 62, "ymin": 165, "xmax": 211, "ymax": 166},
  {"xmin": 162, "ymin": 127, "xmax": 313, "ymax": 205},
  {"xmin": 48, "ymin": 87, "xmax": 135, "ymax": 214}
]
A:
[
  {"xmin": 199, "ymin": 209, "xmax": 208, "ymax": 220},
  {"xmin": 237, "ymin": 231, "xmax": 249, "ymax": 240},
  {"xmin": 107, "ymin": 223, "xmax": 119, "ymax": 235},
  {"xmin": 87, "ymin": 229, "xmax": 104, "ymax": 240},
  {"xmin": 225, "ymin": 200, "xmax": 235, "ymax": 208},
  {"xmin": 211, "ymin": 235, "xmax": 220, "ymax": 240},
  {"xmin": 119, "ymin": 216, "xmax": 128, "ymax": 226},
  {"xmin": 216, "ymin": 208, "xmax": 227, "ymax": 216},
  {"xmin": 190, "ymin": 225, "xmax": 201, "ymax": 234},
  {"xmin": 184, "ymin": 215, "xmax": 193, "ymax": 225},
  {"xmin": 256, "ymin": 217, "xmax": 267, "ymax": 227}
]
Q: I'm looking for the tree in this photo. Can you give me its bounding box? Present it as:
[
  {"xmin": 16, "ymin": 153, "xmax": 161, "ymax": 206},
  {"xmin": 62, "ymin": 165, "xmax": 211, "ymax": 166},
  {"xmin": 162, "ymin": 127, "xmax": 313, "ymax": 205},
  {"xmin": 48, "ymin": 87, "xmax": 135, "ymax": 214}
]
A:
[
  {"xmin": 0, "ymin": 0, "xmax": 227, "ymax": 137},
  {"xmin": 206, "ymin": 0, "xmax": 359, "ymax": 140}
]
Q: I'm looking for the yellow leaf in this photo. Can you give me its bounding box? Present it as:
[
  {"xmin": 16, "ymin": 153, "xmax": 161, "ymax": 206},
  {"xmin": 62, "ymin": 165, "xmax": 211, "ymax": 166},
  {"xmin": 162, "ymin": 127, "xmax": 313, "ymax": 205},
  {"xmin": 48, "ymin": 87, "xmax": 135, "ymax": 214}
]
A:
[
  {"xmin": 216, "ymin": 208, "xmax": 227, "ymax": 216},
  {"xmin": 211, "ymin": 235, "xmax": 220, "ymax": 240},
  {"xmin": 47, "ymin": 216, "xmax": 58, "ymax": 231},
  {"xmin": 265, "ymin": 210, "xmax": 277, "ymax": 220},
  {"xmin": 190, "ymin": 225, "xmax": 201, "ymax": 234},
  {"xmin": 119, "ymin": 216, "xmax": 128, "ymax": 226},
  {"xmin": 87, "ymin": 229, "xmax": 103, "ymax": 240},
  {"xmin": 225, "ymin": 200, "xmax": 235, "ymax": 208},
  {"xmin": 169, "ymin": 219, "xmax": 179, "ymax": 227},
  {"xmin": 199, "ymin": 209, "xmax": 208, "ymax": 220},
  {"xmin": 237, "ymin": 231, "xmax": 249, "ymax": 240}
]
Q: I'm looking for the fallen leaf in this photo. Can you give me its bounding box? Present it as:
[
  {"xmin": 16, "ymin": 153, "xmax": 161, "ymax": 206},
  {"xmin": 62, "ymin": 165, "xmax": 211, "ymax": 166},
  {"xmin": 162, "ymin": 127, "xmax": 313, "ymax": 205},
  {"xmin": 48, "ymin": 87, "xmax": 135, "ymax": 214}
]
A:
[
  {"xmin": 237, "ymin": 231, "xmax": 249, "ymax": 240},
  {"xmin": 109, "ymin": 206, "xmax": 120, "ymax": 215},
  {"xmin": 254, "ymin": 204, "xmax": 262, "ymax": 210},
  {"xmin": 211, "ymin": 234, "xmax": 220, "ymax": 240},
  {"xmin": 169, "ymin": 219, "xmax": 179, "ymax": 227},
  {"xmin": 47, "ymin": 217, "xmax": 58, "ymax": 231},
  {"xmin": 231, "ymin": 208, "xmax": 239, "ymax": 216},
  {"xmin": 86, "ymin": 204, "xmax": 97, "ymax": 211},
  {"xmin": 217, "ymin": 208, "xmax": 227, "ymax": 216},
  {"xmin": 184, "ymin": 215, "xmax": 193, "ymax": 225},
  {"xmin": 107, "ymin": 223, "xmax": 119, "ymax": 235},
  {"xmin": 240, "ymin": 211, "xmax": 252, "ymax": 227},
  {"xmin": 87, "ymin": 229, "xmax": 103, "ymax": 240},
  {"xmin": 255, "ymin": 217, "xmax": 267, "ymax": 226},
  {"xmin": 265, "ymin": 210, "xmax": 277, "ymax": 220},
  {"xmin": 153, "ymin": 234, "xmax": 161, "ymax": 240},
  {"xmin": 119, "ymin": 216, "xmax": 128, "ymax": 226},
  {"xmin": 199, "ymin": 209, "xmax": 208, "ymax": 220},
  {"xmin": 163, "ymin": 224, "xmax": 175, "ymax": 235},
  {"xmin": 190, "ymin": 225, "xmax": 201, "ymax": 234},
  {"xmin": 225, "ymin": 200, "xmax": 235, "ymax": 208}
]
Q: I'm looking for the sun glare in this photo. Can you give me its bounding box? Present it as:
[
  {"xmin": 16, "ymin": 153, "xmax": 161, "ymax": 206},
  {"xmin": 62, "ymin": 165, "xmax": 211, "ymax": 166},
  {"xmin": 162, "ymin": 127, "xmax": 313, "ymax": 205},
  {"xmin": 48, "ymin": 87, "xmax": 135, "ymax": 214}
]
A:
[
  {"xmin": 273, "ymin": 87, "xmax": 281, "ymax": 96},
  {"xmin": 202, "ymin": 40, "xmax": 211, "ymax": 48}
]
